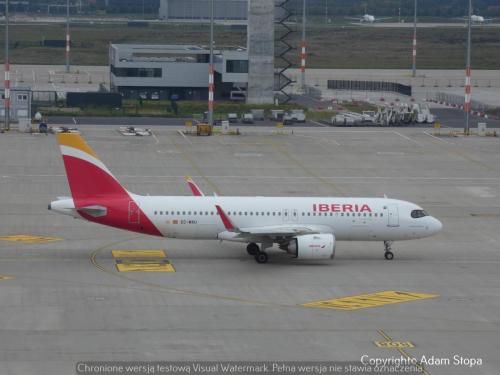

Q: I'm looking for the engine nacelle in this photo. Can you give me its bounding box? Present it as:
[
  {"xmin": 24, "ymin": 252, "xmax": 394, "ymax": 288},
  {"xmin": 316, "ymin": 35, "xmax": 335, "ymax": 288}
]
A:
[{"xmin": 285, "ymin": 234, "xmax": 336, "ymax": 260}]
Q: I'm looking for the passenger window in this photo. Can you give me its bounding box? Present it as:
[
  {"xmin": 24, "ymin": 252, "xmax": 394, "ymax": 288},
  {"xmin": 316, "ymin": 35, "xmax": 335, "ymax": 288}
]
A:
[
  {"xmin": 154, "ymin": 211, "xmax": 157, "ymax": 215},
  {"xmin": 380, "ymin": 213, "xmax": 383, "ymax": 217}
]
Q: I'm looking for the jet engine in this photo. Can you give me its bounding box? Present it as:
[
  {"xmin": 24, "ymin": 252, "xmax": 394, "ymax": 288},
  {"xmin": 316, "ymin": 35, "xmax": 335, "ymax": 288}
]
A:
[{"xmin": 283, "ymin": 234, "xmax": 336, "ymax": 260}]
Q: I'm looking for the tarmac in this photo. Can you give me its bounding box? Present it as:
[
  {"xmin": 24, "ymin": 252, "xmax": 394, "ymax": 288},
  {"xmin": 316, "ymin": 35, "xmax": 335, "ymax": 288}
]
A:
[{"xmin": 0, "ymin": 125, "xmax": 499, "ymax": 374}]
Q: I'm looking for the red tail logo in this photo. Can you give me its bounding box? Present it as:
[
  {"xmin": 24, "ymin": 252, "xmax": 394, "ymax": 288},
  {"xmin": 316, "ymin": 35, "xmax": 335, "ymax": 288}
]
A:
[{"xmin": 56, "ymin": 133, "xmax": 162, "ymax": 237}]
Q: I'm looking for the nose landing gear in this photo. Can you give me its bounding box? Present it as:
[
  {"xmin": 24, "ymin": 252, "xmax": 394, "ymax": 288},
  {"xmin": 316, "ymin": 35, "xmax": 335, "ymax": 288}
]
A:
[{"xmin": 384, "ymin": 241, "xmax": 394, "ymax": 260}]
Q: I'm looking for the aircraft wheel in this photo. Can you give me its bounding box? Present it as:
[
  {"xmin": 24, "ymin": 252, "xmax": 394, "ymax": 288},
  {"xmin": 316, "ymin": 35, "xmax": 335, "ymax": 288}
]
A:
[
  {"xmin": 247, "ymin": 243, "xmax": 259, "ymax": 256},
  {"xmin": 384, "ymin": 251, "xmax": 394, "ymax": 260},
  {"xmin": 255, "ymin": 252, "xmax": 268, "ymax": 264}
]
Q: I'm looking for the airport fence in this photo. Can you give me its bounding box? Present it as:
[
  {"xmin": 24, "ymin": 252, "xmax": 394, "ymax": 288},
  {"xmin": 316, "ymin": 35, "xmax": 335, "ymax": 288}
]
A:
[
  {"xmin": 66, "ymin": 92, "xmax": 123, "ymax": 108},
  {"xmin": 428, "ymin": 92, "xmax": 493, "ymax": 114},
  {"xmin": 327, "ymin": 80, "xmax": 412, "ymax": 97},
  {"xmin": 32, "ymin": 91, "xmax": 59, "ymax": 106}
]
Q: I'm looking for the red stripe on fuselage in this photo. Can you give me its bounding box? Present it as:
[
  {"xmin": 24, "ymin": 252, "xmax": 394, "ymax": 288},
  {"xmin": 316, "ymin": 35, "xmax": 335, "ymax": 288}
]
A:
[{"xmin": 62, "ymin": 155, "xmax": 162, "ymax": 237}]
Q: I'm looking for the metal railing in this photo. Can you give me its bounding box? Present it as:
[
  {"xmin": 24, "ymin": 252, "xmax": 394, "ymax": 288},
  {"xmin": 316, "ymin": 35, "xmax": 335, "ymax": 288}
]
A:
[
  {"xmin": 327, "ymin": 80, "xmax": 412, "ymax": 97},
  {"xmin": 428, "ymin": 92, "xmax": 493, "ymax": 113}
]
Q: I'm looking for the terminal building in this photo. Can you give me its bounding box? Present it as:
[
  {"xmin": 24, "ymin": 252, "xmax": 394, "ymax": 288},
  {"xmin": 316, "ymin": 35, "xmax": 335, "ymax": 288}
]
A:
[{"xmin": 109, "ymin": 44, "xmax": 248, "ymax": 101}]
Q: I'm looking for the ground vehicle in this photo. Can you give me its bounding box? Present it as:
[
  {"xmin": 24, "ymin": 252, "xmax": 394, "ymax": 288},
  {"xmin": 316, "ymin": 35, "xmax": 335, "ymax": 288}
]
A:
[
  {"xmin": 284, "ymin": 109, "xmax": 306, "ymax": 124},
  {"xmin": 242, "ymin": 113, "xmax": 254, "ymax": 124},
  {"xmin": 227, "ymin": 113, "xmax": 238, "ymax": 123}
]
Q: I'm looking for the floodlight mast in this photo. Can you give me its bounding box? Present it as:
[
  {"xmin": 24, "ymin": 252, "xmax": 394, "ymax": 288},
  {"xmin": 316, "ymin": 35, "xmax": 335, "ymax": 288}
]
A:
[
  {"xmin": 4, "ymin": 0, "xmax": 10, "ymax": 132},
  {"xmin": 300, "ymin": 0, "xmax": 306, "ymax": 92},
  {"xmin": 464, "ymin": 0, "xmax": 472, "ymax": 135},
  {"xmin": 208, "ymin": 0, "xmax": 215, "ymax": 126},
  {"xmin": 412, "ymin": 0, "xmax": 417, "ymax": 78},
  {"xmin": 66, "ymin": 0, "xmax": 71, "ymax": 73}
]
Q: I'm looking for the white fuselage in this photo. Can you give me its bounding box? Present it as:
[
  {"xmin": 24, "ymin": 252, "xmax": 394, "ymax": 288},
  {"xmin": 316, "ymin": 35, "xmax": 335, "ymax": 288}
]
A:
[
  {"xmin": 471, "ymin": 15, "xmax": 485, "ymax": 23},
  {"xmin": 362, "ymin": 14, "xmax": 376, "ymax": 23},
  {"xmin": 132, "ymin": 196, "xmax": 442, "ymax": 242}
]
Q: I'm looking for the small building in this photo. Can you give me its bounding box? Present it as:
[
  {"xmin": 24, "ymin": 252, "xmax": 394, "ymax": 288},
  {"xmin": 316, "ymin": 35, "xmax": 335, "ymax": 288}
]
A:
[
  {"xmin": 109, "ymin": 44, "xmax": 248, "ymax": 101},
  {"xmin": 0, "ymin": 86, "xmax": 32, "ymax": 124}
]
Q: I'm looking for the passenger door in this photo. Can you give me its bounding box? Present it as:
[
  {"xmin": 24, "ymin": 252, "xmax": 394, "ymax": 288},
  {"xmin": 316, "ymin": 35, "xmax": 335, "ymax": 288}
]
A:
[
  {"xmin": 387, "ymin": 204, "xmax": 400, "ymax": 227},
  {"xmin": 128, "ymin": 201, "xmax": 140, "ymax": 224}
]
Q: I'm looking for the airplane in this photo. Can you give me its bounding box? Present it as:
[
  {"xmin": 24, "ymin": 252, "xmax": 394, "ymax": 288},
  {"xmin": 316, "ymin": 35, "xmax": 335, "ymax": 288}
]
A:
[
  {"xmin": 455, "ymin": 15, "xmax": 499, "ymax": 24},
  {"xmin": 49, "ymin": 133, "xmax": 443, "ymax": 264},
  {"xmin": 346, "ymin": 14, "xmax": 393, "ymax": 24}
]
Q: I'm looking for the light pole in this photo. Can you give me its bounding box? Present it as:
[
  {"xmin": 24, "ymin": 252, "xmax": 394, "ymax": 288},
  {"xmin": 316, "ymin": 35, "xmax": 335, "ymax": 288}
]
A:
[
  {"xmin": 4, "ymin": 0, "xmax": 10, "ymax": 132},
  {"xmin": 464, "ymin": 0, "xmax": 472, "ymax": 135},
  {"xmin": 300, "ymin": 0, "xmax": 306, "ymax": 92},
  {"xmin": 66, "ymin": 0, "xmax": 70, "ymax": 73},
  {"xmin": 207, "ymin": 0, "xmax": 214, "ymax": 126},
  {"xmin": 325, "ymin": 0, "xmax": 328, "ymax": 24},
  {"xmin": 412, "ymin": 0, "xmax": 417, "ymax": 78}
]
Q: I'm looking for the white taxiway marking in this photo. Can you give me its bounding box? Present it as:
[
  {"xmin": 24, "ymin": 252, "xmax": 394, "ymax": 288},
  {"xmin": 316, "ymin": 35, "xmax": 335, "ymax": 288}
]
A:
[
  {"xmin": 72, "ymin": 118, "xmax": 77, "ymax": 125},
  {"xmin": 310, "ymin": 120, "xmax": 328, "ymax": 127},
  {"xmin": 422, "ymin": 131, "xmax": 455, "ymax": 145},
  {"xmin": 392, "ymin": 130, "xmax": 422, "ymax": 146},
  {"xmin": 177, "ymin": 130, "xmax": 193, "ymax": 145},
  {"xmin": 152, "ymin": 133, "xmax": 160, "ymax": 144}
]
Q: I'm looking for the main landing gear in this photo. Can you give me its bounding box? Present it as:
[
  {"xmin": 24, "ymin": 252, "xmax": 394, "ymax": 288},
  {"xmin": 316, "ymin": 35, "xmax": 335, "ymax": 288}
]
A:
[
  {"xmin": 247, "ymin": 243, "xmax": 268, "ymax": 264},
  {"xmin": 384, "ymin": 241, "xmax": 394, "ymax": 260}
]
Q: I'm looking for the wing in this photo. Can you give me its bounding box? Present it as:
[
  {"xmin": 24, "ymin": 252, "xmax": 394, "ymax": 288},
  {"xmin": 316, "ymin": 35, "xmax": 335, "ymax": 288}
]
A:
[
  {"xmin": 375, "ymin": 17, "xmax": 393, "ymax": 21},
  {"xmin": 215, "ymin": 205, "xmax": 333, "ymax": 242}
]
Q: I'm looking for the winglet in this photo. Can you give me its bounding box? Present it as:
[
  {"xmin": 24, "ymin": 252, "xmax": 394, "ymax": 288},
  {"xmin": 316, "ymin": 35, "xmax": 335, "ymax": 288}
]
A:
[
  {"xmin": 215, "ymin": 205, "xmax": 238, "ymax": 232},
  {"xmin": 185, "ymin": 176, "xmax": 205, "ymax": 197}
]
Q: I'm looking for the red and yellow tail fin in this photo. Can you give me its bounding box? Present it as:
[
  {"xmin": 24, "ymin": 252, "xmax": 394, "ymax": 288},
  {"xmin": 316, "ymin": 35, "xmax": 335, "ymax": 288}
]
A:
[
  {"xmin": 55, "ymin": 133, "xmax": 162, "ymax": 237},
  {"xmin": 56, "ymin": 133, "xmax": 128, "ymax": 206}
]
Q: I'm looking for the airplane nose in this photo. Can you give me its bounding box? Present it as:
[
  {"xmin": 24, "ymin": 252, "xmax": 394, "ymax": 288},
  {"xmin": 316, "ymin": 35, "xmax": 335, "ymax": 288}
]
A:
[{"xmin": 432, "ymin": 217, "xmax": 443, "ymax": 233}]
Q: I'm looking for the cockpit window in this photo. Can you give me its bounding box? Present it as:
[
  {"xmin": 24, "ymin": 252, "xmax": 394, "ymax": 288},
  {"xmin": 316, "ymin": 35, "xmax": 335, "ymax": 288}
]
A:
[{"xmin": 411, "ymin": 210, "xmax": 428, "ymax": 218}]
